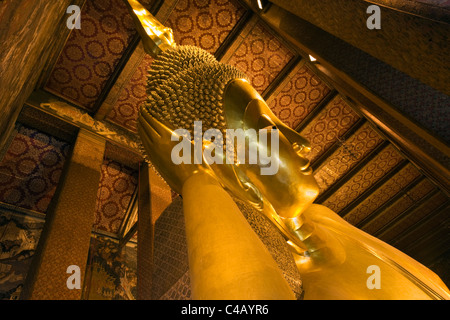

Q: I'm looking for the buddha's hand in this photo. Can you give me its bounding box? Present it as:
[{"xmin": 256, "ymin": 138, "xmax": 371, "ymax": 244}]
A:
[{"xmin": 137, "ymin": 107, "xmax": 214, "ymax": 194}]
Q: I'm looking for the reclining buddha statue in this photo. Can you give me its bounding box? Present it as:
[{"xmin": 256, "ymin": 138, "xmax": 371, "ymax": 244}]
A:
[{"xmin": 125, "ymin": 0, "xmax": 450, "ymax": 300}]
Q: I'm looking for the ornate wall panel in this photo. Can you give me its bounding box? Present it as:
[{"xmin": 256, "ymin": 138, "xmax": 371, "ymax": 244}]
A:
[
  {"xmin": 106, "ymin": 55, "xmax": 154, "ymax": 132},
  {"xmin": 362, "ymin": 178, "xmax": 437, "ymax": 235},
  {"xmin": 226, "ymin": 22, "xmax": 295, "ymax": 94},
  {"xmin": 93, "ymin": 159, "xmax": 138, "ymax": 234},
  {"xmin": 343, "ymin": 163, "xmax": 421, "ymax": 225},
  {"xmin": 83, "ymin": 235, "xmax": 137, "ymax": 300},
  {"xmin": 313, "ymin": 122, "xmax": 385, "ymax": 194},
  {"xmin": 44, "ymin": 0, "xmax": 142, "ymax": 111},
  {"xmin": 321, "ymin": 144, "xmax": 404, "ymax": 213},
  {"xmin": 299, "ymin": 95, "xmax": 361, "ymax": 163},
  {"xmin": 165, "ymin": 0, "xmax": 246, "ymax": 54},
  {"xmin": 0, "ymin": 210, "xmax": 45, "ymax": 300},
  {"xmin": 159, "ymin": 271, "xmax": 191, "ymax": 300},
  {"xmin": 380, "ymin": 192, "xmax": 449, "ymax": 242},
  {"xmin": 0, "ymin": 124, "xmax": 71, "ymax": 213},
  {"xmin": 268, "ymin": 65, "xmax": 332, "ymax": 129},
  {"xmin": 152, "ymin": 197, "xmax": 189, "ymax": 300}
]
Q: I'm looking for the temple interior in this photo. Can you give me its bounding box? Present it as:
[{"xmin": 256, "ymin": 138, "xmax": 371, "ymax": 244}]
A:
[{"xmin": 0, "ymin": 0, "xmax": 449, "ymax": 300}]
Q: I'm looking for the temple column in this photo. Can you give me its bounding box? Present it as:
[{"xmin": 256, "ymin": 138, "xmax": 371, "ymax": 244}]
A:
[
  {"xmin": 20, "ymin": 129, "xmax": 106, "ymax": 300},
  {"xmin": 137, "ymin": 162, "xmax": 172, "ymax": 300}
]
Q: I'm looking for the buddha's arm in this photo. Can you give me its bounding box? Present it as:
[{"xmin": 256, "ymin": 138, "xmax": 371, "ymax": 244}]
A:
[
  {"xmin": 182, "ymin": 171, "xmax": 296, "ymax": 300},
  {"xmin": 137, "ymin": 105, "xmax": 296, "ymax": 299}
]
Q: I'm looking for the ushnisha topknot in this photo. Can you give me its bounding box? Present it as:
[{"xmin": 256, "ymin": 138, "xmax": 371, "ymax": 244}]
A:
[{"xmin": 140, "ymin": 45, "xmax": 248, "ymax": 138}]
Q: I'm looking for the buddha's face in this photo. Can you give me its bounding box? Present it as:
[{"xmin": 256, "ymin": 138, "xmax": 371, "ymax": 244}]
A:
[
  {"xmin": 138, "ymin": 68, "xmax": 319, "ymax": 219},
  {"xmin": 222, "ymin": 79, "xmax": 319, "ymax": 219}
]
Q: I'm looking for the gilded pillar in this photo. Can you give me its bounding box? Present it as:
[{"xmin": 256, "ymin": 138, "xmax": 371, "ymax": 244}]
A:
[
  {"xmin": 137, "ymin": 162, "xmax": 172, "ymax": 300},
  {"xmin": 20, "ymin": 129, "xmax": 106, "ymax": 300}
]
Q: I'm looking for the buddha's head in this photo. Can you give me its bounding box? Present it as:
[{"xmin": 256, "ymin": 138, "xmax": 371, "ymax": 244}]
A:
[{"xmin": 139, "ymin": 45, "xmax": 319, "ymax": 219}]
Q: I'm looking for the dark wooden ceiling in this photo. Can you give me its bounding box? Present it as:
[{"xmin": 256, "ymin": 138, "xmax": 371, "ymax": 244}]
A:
[{"xmin": 1, "ymin": 0, "xmax": 448, "ymax": 284}]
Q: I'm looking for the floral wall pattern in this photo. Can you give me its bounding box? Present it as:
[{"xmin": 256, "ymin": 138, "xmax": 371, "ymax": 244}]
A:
[
  {"xmin": 0, "ymin": 124, "xmax": 71, "ymax": 214},
  {"xmin": 268, "ymin": 65, "xmax": 332, "ymax": 129},
  {"xmin": 45, "ymin": 0, "xmax": 154, "ymax": 111},
  {"xmin": 227, "ymin": 22, "xmax": 295, "ymax": 94},
  {"xmin": 93, "ymin": 159, "xmax": 138, "ymax": 234},
  {"xmin": 166, "ymin": 0, "xmax": 246, "ymax": 54}
]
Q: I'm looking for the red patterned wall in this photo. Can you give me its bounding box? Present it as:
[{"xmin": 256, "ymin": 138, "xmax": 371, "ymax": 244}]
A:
[
  {"xmin": 227, "ymin": 22, "xmax": 295, "ymax": 94},
  {"xmin": 268, "ymin": 65, "xmax": 331, "ymax": 129},
  {"xmin": 313, "ymin": 122, "xmax": 385, "ymax": 193},
  {"xmin": 107, "ymin": 55, "xmax": 154, "ymax": 132},
  {"xmin": 299, "ymin": 95, "xmax": 361, "ymax": 163},
  {"xmin": 322, "ymin": 144, "xmax": 404, "ymax": 213},
  {"xmin": 93, "ymin": 159, "xmax": 138, "ymax": 234},
  {"xmin": 0, "ymin": 124, "xmax": 71, "ymax": 213},
  {"xmin": 44, "ymin": 0, "xmax": 141, "ymax": 111},
  {"xmin": 166, "ymin": 0, "xmax": 246, "ymax": 54}
]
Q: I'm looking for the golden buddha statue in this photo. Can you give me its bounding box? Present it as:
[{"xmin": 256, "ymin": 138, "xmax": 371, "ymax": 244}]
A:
[{"xmin": 125, "ymin": 0, "xmax": 450, "ymax": 300}]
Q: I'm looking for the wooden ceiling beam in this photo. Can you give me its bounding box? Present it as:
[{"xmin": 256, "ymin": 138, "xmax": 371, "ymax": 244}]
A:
[
  {"xmin": 315, "ymin": 139, "xmax": 389, "ymax": 204},
  {"xmin": 339, "ymin": 159, "xmax": 409, "ymax": 218},
  {"xmin": 390, "ymin": 201, "xmax": 449, "ymax": 249},
  {"xmin": 119, "ymin": 221, "xmax": 138, "ymax": 250},
  {"xmin": 355, "ymin": 175, "xmax": 425, "ymax": 229},
  {"xmin": 311, "ymin": 117, "xmax": 367, "ymax": 171},
  {"xmin": 117, "ymin": 188, "xmax": 139, "ymax": 239},
  {"xmin": 91, "ymin": 34, "xmax": 141, "ymax": 117},
  {"xmin": 262, "ymin": 55, "xmax": 302, "ymax": 100},
  {"xmin": 25, "ymin": 90, "xmax": 142, "ymax": 152},
  {"xmin": 374, "ymin": 187, "xmax": 440, "ymax": 238},
  {"xmin": 393, "ymin": 203, "xmax": 450, "ymax": 265}
]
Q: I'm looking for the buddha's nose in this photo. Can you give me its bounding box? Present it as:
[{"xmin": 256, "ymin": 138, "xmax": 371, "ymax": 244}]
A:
[{"xmin": 292, "ymin": 143, "xmax": 311, "ymax": 171}]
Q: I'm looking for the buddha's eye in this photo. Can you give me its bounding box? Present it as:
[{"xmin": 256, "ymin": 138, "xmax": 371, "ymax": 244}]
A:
[
  {"xmin": 257, "ymin": 114, "xmax": 277, "ymax": 130},
  {"xmin": 292, "ymin": 142, "xmax": 303, "ymax": 153},
  {"xmin": 260, "ymin": 125, "xmax": 277, "ymax": 131}
]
